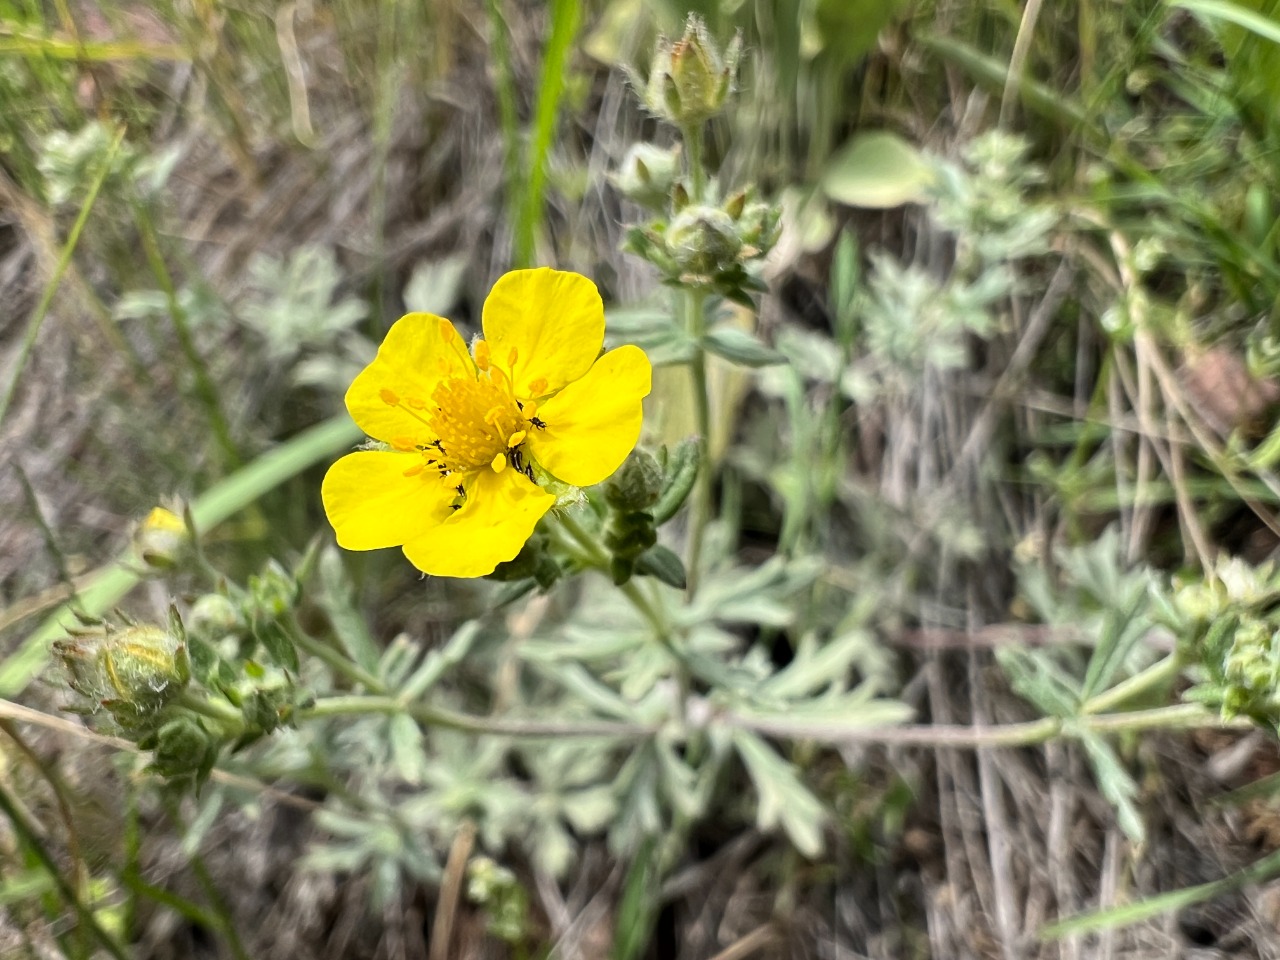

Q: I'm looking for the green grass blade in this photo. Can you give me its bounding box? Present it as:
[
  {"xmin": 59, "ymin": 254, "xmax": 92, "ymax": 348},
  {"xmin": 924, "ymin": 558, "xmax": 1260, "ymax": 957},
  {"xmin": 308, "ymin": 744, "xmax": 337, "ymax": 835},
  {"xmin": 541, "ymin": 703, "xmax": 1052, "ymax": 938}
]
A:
[
  {"xmin": 0, "ymin": 414, "xmax": 361, "ymax": 696},
  {"xmin": 514, "ymin": 0, "xmax": 581, "ymax": 267},
  {"xmin": 1041, "ymin": 846, "xmax": 1280, "ymax": 939},
  {"xmin": 0, "ymin": 125, "xmax": 124, "ymax": 428},
  {"xmin": 1172, "ymin": 0, "xmax": 1280, "ymax": 45}
]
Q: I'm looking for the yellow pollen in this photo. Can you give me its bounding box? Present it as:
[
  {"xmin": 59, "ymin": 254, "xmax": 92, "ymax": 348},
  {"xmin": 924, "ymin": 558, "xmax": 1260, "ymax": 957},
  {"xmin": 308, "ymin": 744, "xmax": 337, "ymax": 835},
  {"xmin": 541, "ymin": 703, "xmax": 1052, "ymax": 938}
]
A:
[
  {"xmin": 405, "ymin": 396, "xmax": 427, "ymax": 410},
  {"xmin": 391, "ymin": 436, "xmax": 417, "ymax": 452},
  {"xmin": 474, "ymin": 340, "xmax": 491, "ymax": 371},
  {"xmin": 427, "ymin": 377, "xmax": 523, "ymax": 471},
  {"xmin": 508, "ymin": 347, "xmax": 519, "ymax": 367},
  {"xmin": 380, "ymin": 388, "xmax": 399, "ymax": 406},
  {"xmin": 403, "ymin": 464, "xmax": 425, "ymax": 478},
  {"xmin": 491, "ymin": 452, "xmax": 507, "ymax": 473},
  {"xmin": 528, "ymin": 377, "xmax": 548, "ymax": 396},
  {"xmin": 507, "ymin": 429, "xmax": 526, "ymax": 447},
  {"xmin": 522, "ymin": 400, "xmax": 538, "ymax": 420}
]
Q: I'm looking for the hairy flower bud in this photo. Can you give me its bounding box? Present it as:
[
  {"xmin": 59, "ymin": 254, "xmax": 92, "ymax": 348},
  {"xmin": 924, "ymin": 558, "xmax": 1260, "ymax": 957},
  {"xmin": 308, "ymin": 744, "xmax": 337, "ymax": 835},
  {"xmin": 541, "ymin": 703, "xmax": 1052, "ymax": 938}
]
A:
[
  {"xmin": 144, "ymin": 714, "xmax": 218, "ymax": 779},
  {"xmin": 133, "ymin": 506, "xmax": 190, "ymax": 570},
  {"xmin": 667, "ymin": 204, "xmax": 742, "ymax": 279},
  {"xmin": 53, "ymin": 614, "xmax": 189, "ymax": 731},
  {"xmin": 612, "ymin": 143, "xmax": 682, "ymax": 212},
  {"xmin": 640, "ymin": 15, "xmax": 742, "ymax": 127},
  {"xmin": 603, "ymin": 450, "xmax": 664, "ymax": 512}
]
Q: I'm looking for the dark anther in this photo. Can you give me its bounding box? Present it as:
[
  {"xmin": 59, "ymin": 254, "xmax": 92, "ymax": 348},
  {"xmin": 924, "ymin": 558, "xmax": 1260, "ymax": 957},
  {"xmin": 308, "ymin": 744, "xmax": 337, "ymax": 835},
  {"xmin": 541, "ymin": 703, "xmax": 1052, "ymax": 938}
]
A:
[{"xmin": 530, "ymin": 417, "xmax": 547, "ymax": 429}]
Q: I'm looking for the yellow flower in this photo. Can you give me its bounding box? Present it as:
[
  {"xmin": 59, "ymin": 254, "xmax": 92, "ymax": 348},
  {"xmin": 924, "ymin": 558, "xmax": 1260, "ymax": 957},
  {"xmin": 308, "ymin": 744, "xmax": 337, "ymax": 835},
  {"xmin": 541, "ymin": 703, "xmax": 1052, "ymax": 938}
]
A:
[{"xmin": 322, "ymin": 268, "xmax": 652, "ymax": 578}]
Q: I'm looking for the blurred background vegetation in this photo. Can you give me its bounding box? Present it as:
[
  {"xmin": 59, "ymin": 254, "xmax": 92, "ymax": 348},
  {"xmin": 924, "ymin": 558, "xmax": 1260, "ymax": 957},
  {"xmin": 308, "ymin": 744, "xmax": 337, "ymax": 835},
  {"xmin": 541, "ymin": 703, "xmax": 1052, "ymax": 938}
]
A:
[{"xmin": 12, "ymin": 0, "xmax": 1280, "ymax": 957}]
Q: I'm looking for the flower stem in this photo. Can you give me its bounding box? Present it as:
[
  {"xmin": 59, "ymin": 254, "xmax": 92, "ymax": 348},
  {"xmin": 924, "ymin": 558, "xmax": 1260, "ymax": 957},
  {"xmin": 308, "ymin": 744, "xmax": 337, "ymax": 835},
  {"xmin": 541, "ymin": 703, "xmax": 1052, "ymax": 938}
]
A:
[
  {"xmin": 174, "ymin": 689, "xmax": 245, "ymax": 736},
  {"xmin": 1079, "ymin": 653, "xmax": 1182, "ymax": 715},
  {"xmin": 287, "ymin": 615, "xmax": 386, "ymax": 693},
  {"xmin": 683, "ymin": 288, "xmax": 712, "ymax": 597},
  {"xmin": 300, "ymin": 694, "xmax": 649, "ymax": 739},
  {"xmin": 682, "ymin": 123, "xmax": 706, "ymax": 203},
  {"xmin": 555, "ymin": 511, "xmax": 674, "ymax": 645}
]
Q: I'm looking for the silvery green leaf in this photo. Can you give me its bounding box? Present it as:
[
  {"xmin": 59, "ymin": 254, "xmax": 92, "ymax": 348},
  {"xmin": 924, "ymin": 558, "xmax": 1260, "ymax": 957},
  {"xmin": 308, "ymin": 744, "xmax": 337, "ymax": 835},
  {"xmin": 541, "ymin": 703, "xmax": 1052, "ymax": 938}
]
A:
[
  {"xmin": 534, "ymin": 820, "xmax": 576, "ymax": 878},
  {"xmin": 1078, "ymin": 731, "xmax": 1146, "ymax": 843},
  {"xmin": 821, "ymin": 131, "xmax": 934, "ymax": 209},
  {"xmin": 521, "ymin": 630, "xmax": 646, "ymax": 664},
  {"xmin": 532, "ymin": 661, "xmax": 638, "ymax": 720},
  {"xmin": 703, "ymin": 327, "xmax": 787, "ymax": 367},
  {"xmin": 560, "ymin": 785, "xmax": 617, "ymax": 833},
  {"xmin": 733, "ymin": 731, "xmax": 825, "ymax": 857},
  {"xmin": 387, "ymin": 713, "xmax": 426, "ymax": 785},
  {"xmin": 403, "ymin": 255, "xmax": 467, "ymax": 316},
  {"xmin": 996, "ymin": 646, "xmax": 1081, "ymax": 718},
  {"xmin": 398, "ymin": 620, "xmax": 481, "ymax": 700},
  {"xmin": 318, "ymin": 546, "xmax": 380, "ymax": 672},
  {"xmin": 762, "ymin": 629, "xmax": 881, "ymax": 700},
  {"xmin": 610, "ymin": 745, "xmax": 664, "ymax": 851},
  {"xmin": 776, "ymin": 327, "xmax": 844, "ymax": 383}
]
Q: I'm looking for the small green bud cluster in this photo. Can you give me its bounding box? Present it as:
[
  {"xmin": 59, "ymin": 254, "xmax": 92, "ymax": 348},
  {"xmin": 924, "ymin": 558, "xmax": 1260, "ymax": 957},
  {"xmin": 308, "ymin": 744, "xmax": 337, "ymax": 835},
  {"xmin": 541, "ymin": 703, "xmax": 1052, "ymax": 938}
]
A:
[
  {"xmin": 1168, "ymin": 557, "xmax": 1280, "ymax": 730},
  {"xmin": 51, "ymin": 554, "xmax": 317, "ymax": 791},
  {"xmin": 601, "ymin": 444, "xmax": 698, "ymax": 588},
  {"xmin": 632, "ymin": 15, "xmax": 742, "ymax": 129},
  {"xmin": 467, "ymin": 856, "xmax": 529, "ymax": 944},
  {"xmin": 617, "ymin": 15, "xmax": 779, "ymax": 306},
  {"xmin": 624, "ymin": 187, "xmax": 780, "ymax": 305}
]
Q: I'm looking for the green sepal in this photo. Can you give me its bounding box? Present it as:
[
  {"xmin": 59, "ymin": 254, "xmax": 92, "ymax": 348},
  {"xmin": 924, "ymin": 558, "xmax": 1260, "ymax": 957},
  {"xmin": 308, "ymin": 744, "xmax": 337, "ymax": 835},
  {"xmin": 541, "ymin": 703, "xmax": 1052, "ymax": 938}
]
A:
[
  {"xmin": 634, "ymin": 545, "xmax": 687, "ymax": 589},
  {"xmin": 653, "ymin": 439, "xmax": 699, "ymax": 525}
]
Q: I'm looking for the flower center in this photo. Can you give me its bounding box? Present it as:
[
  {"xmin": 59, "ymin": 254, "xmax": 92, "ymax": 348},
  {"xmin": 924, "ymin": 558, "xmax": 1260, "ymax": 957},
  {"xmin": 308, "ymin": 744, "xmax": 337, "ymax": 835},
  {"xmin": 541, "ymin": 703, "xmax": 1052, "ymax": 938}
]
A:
[{"xmin": 427, "ymin": 376, "xmax": 524, "ymax": 472}]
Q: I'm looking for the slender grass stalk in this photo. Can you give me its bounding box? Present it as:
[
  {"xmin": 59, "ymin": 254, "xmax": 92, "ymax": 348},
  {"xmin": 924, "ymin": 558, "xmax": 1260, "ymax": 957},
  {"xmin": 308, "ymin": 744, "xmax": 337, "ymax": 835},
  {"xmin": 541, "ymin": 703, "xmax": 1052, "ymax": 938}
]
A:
[
  {"xmin": 513, "ymin": 0, "xmax": 581, "ymax": 267},
  {"xmin": 485, "ymin": 0, "xmax": 521, "ymax": 207},
  {"xmin": 676, "ymin": 123, "xmax": 715, "ymax": 596},
  {"xmin": 683, "ymin": 289, "xmax": 712, "ymax": 596},
  {"xmin": 0, "ymin": 125, "xmax": 123, "ymax": 428},
  {"xmin": 133, "ymin": 201, "xmax": 241, "ymax": 468}
]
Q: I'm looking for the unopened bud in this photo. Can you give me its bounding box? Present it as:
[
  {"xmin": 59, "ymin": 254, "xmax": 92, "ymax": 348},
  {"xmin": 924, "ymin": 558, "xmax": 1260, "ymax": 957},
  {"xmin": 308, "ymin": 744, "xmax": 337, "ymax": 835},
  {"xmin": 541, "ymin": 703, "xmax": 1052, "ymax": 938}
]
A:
[
  {"xmin": 612, "ymin": 143, "xmax": 682, "ymax": 211},
  {"xmin": 53, "ymin": 617, "xmax": 189, "ymax": 729},
  {"xmin": 667, "ymin": 204, "xmax": 742, "ymax": 277},
  {"xmin": 603, "ymin": 450, "xmax": 664, "ymax": 511},
  {"xmin": 133, "ymin": 506, "xmax": 189, "ymax": 570},
  {"xmin": 144, "ymin": 714, "xmax": 217, "ymax": 779},
  {"xmin": 188, "ymin": 593, "xmax": 242, "ymax": 639},
  {"xmin": 640, "ymin": 15, "xmax": 742, "ymax": 127}
]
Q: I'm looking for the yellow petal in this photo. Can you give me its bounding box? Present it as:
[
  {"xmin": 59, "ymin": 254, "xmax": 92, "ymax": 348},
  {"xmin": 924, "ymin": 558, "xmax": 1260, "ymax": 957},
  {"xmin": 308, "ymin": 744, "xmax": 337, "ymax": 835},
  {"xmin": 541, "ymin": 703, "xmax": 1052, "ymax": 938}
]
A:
[
  {"xmin": 322, "ymin": 450, "xmax": 454, "ymax": 550},
  {"xmin": 402, "ymin": 469, "xmax": 555, "ymax": 577},
  {"xmin": 526, "ymin": 345, "xmax": 652, "ymax": 487},
  {"xmin": 481, "ymin": 268, "xmax": 604, "ymax": 398},
  {"xmin": 346, "ymin": 313, "xmax": 473, "ymax": 443}
]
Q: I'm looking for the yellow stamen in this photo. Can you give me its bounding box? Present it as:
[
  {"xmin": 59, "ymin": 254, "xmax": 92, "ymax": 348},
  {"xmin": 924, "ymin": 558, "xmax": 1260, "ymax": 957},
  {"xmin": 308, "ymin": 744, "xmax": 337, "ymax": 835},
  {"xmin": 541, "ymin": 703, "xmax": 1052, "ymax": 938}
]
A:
[
  {"xmin": 522, "ymin": 400, "xmax": 538, "ymax": 420},
  {"xmin": 491, "ymin": 452, "xmax": 507, "ymax": 473},
  {"xmin": 474, "ymin": 339, "xmax": 491, "ymax": 371},
  {"xmin": 380, "ymin": 388, "xmax": 400, "ymax": 406},
  {"xmin": 403, "ymin": 464, "xmax": 425, "ymax": 478},
  {"xmin": 528, "ymin": 377, "xmax": 548, "ymax": 396},
  {"xmin": 428, "ymin": 377, "xmax": 524, "ymax": 471},
  {"xmin": 391, "ymin": 436, "xmax": 417, "ymax": 452},
  {"xmin": 405, "ymin": 396, "xmax": 427, "ymax": 410},
  {"xmin": 507, "ymin": 430, "xmax": 526, "ymax": 447},
  {"xmin": 508, "ymin": 347, "xmax": 519, "ymax": 368}
]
